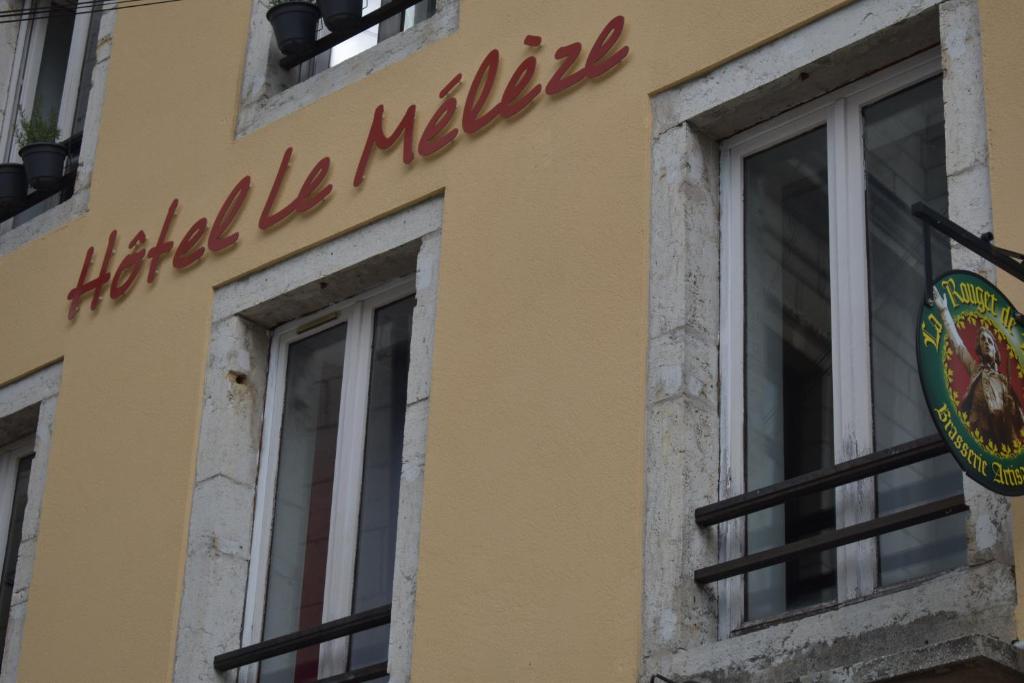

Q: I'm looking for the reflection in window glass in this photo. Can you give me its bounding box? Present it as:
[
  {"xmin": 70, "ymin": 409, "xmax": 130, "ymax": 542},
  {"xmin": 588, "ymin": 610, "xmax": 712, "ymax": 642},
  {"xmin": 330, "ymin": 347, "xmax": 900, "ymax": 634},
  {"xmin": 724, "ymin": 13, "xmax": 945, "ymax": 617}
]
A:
[
  {"xmin": 348, "ymin": 296, "xmax": 414, "ymax": 675},
  {"xmin": 0, "ymin": 455, "xmax": 32, "ymax": 664},
  {"xmin": 864, "ymin": 77, "xmax": 967, "ymax": 586},
  {"xmin": 744, "ymin": 127, "xmax": 836, "ymax": 620},
  {"xmin": 31, "ymin": 1, "xmax": 76, "ymax": 124},
  {"xmin": 261, "ymin": 323, "xmax": 347, "ymax": 683}
]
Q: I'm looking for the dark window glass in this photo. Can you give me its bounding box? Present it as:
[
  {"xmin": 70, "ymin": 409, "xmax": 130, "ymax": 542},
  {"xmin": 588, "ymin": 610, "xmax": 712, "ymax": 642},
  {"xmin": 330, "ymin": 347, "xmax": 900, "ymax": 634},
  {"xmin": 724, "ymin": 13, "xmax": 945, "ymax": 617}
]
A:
[
  {"xmin": 348, "ymin": 296, "xmax": 414, "ymax": 675},
  {"xmin": 864, "ymin": 77, "xmax": 967, "ymax": 585},
  {"xmin": 0, "ymin": 455, "xmax": 33, "ymax": 663},
  {"xmin": 743, "ymin": 127, "xmax": 836, "ymax": 620},
  {"xmin": 261, "ymin": 323, "xmax": 347, "ymax": 683}
]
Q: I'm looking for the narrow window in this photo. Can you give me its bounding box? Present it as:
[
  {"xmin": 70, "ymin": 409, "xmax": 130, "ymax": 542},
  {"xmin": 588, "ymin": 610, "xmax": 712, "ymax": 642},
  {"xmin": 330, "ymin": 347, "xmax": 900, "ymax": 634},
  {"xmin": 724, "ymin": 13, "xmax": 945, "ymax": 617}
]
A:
[
  {"xmin": 864, "ymin": 77, "xmax": 967, "ymax": 585},
  {"xmin": 261, "ymin": 322, "xmax": 348, "ymax": 682},
  {"xmin": 0, "ymin": 444, "xmax": 33, "ymax": 662},
  {"xmin": 347, "ymin": 296, "xmax": 413, "ymax": 671},
  {"xmin": 251, "ymin": 286, "xmax": 414, "ymax": 683},
  {"xmin": 743, "ymin": 127, "xmax": 836, "ymax": 619}
]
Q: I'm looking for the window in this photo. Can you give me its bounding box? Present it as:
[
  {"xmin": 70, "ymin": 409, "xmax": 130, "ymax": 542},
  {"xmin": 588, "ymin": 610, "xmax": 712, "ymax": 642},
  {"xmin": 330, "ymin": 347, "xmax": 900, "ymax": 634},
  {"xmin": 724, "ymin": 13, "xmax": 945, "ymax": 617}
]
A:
[
  {"xmin": 0, "ymin": 0, "xmax": 102, "ymax": 221},
  {"xmin": 0, "ymin": 438, "xmax": 32, "ymax": 666},
  {"xmin": 238, "ymin": 0, "xmax": 457, "ymax": 136},
  {"xmin": 173, "ymin": 199, "xmax": 440, "ymax": 683},
  {"xmin": 645, "ymin": 3, "xmax": 1012, "ymax": 680},
  {"xmin": 244, "ymin": 280, "xmax": 415, "ymax": 683},
  {"xmin": 0, "ymin": 362, "xmax": 59, "ymax": 681},
  {"xmin": 296, "ymin": 0, "xmax": 437, "ymax": 84},
  {"xmin": 720, "ymin": 52, "xmax": 966, "ymax": 624}
]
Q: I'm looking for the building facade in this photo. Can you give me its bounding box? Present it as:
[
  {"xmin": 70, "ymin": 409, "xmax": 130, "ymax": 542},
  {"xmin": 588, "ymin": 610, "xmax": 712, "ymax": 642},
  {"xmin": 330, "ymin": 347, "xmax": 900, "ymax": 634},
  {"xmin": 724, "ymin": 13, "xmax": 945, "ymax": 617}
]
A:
[{"xmin": 0, "ymin": 0, "xmax": 1023, "ymax": 681}]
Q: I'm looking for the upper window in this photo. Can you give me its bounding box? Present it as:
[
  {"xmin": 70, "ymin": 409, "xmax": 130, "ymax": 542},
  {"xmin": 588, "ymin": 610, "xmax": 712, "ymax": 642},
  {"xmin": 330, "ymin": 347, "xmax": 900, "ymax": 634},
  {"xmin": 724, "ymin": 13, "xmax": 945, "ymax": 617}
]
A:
[
  {"xmin": 293, "ymin": 0, "xmax": 437, "ymax": 84},
  {"xmin": 0, "ymin": 0, "xmax": 102, "ymax": 224},
  {"xmin": 238, "ymin": 0, "xmax": 456, "ymax": 136},
  {"xmin": 721, "ymin": 53, "xmax": 966, "ymax": 625},
  {"xmin": 243, "ymin": 281, "xmax": 415, "ymax": 683}
]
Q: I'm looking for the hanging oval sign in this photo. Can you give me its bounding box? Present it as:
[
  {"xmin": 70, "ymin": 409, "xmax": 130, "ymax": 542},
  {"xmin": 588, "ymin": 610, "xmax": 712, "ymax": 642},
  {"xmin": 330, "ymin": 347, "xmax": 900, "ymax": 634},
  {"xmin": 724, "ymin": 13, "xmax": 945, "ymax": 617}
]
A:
[{"xmin": 918, "ymin": 270, "xmax": 1024, "ymax": 495}]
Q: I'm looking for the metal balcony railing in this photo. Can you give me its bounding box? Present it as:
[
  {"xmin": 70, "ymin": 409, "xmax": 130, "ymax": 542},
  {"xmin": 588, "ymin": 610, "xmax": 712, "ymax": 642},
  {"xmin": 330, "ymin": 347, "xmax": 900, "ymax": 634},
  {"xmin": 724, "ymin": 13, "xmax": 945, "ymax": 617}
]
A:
[
  {"xmin": 693, "ymin": 434, "xmax": 968, "ymax": 585},
  {"xmin": 213, "ymin": 604, "xmax": 391, "ymax": 683}
]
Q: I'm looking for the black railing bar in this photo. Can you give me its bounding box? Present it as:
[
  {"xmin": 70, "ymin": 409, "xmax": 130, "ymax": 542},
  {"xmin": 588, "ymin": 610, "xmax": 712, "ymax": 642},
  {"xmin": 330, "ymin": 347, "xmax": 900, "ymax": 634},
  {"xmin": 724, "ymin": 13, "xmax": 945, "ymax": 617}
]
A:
[
  {"xmin": 694, "ymin": 494, "xmax": 967, "ymax": 585},
  {"xmin": 213, "ymin": 604, "xmax": 391, "ymax": 671},
  {"xmin": 279, "ymin": 0, "xmax": 422, "ymax": 69},
  {"xmin": 316, "ymin": 661, "xmax": 389, "ymax": 683},
  {"xmin": 912, "ymin": 202, "xmax": 1024, "ymax": 285},
  {"xmin": 694, "ymin": 434, "xmax": 946, "ymax": 528},
  {"xmin": 60, "ymin": 132, "xmax": 83, "ymax": 153}
]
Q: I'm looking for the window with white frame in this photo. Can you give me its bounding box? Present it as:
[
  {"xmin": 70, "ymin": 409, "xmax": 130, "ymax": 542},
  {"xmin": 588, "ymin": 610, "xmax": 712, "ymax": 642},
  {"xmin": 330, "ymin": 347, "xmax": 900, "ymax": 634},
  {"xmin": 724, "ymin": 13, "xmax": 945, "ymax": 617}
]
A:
[
  {"xmin": 1, "ymin": 0, "xmax": 102, "ymax": 216},
  {"xmin": 0, "ymin": 437, "xmax": 33, "ymax": 664},
  {"xmin": 720, "ymin": 51, "xmax": 967, "ymax": 625},
  {"xmin": 242, "ymin": 280, "xmax": 415, "ymax": 683}
]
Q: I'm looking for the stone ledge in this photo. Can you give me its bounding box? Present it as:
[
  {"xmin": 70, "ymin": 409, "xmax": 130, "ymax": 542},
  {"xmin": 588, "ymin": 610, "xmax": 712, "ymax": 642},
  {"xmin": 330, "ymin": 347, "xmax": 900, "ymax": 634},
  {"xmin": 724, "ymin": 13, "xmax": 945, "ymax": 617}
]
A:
[{"xmin": 817, "ymin": 634, "xmax": 1024, "ymax": 682}]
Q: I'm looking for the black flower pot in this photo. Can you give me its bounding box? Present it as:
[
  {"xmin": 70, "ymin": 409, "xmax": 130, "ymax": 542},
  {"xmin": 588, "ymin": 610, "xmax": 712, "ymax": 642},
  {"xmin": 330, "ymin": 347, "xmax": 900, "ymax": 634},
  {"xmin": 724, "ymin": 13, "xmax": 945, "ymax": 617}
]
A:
[
  {"xmin": 19, "ymin": 142, "xmax": 67, "ymax": 191},
  {"xmin": 267, "ymin": 2, "xmax": 321, "ymax": 56},
  {"xmin": 318, "ymin": 0, "xmax": 361, "ymax": 32},
  {"xmin": 0, "ymin": 164, "xmax": 26, "ymax": 211}
]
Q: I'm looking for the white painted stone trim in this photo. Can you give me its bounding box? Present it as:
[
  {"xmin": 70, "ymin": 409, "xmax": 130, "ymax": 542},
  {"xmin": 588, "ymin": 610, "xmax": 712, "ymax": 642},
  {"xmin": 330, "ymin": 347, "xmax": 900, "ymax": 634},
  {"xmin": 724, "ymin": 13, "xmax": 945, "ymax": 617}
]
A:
[
  {"xmin": 644, "ymin": 0, "xmax": 1016, "ymax": 679},
  {"xmin": 172, "ymin": 198, "xmax": 443, "ymax": 683},
  {"xmin": 0, "ymin": 362, "xmax": 62, "ymax": 683},
  {"xmin": 237, "ymin": 0, "xmax": 459, "ymax": 138},
  {"xmin": 0, "ymin": 7, "xmax": 117, "ymax": 257}
]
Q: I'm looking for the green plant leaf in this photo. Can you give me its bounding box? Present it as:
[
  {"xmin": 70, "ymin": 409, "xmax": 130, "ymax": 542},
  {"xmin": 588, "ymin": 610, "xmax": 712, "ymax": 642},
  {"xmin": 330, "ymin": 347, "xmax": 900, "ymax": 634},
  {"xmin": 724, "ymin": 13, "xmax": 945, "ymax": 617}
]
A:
[{"xmin": 16, "ymin": 109, "xmax": 60, "ymax": 147}]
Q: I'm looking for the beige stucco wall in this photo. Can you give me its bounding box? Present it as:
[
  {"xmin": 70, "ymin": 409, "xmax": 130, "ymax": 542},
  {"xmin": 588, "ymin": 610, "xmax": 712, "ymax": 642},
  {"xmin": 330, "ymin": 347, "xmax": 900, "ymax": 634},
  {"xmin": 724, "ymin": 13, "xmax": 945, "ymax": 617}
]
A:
[
  {"xmin": 980, "ymin": 0, "xmax": 1024, "ymax": 638},
  {"xmin": 1, "ymin": 0, "xmax": 1021, "ymax": 680}
]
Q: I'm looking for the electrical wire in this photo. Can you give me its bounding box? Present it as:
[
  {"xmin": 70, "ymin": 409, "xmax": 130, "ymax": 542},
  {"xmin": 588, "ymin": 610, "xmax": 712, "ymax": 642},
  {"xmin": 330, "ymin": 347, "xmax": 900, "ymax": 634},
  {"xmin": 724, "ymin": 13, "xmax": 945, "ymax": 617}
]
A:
[
  {"xmin": 0, "ymin": 0, "xmax": 184, "ymax": 24},
  {"xmin": 0, "ymin": 0, "xmax": 142, "ymax": 16},
  {"xmin": 0, "ymin": 0, "xmax": 179, "ymax": 19},
  {"xmin": 0, "ymin": 0, "xmax": 162, "ymax": 16}
]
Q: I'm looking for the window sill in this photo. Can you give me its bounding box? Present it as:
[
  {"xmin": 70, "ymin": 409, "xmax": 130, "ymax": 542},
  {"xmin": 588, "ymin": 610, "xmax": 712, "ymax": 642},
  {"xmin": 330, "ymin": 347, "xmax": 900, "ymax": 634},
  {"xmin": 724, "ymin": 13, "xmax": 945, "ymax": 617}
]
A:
[
  {"xmin": 731, "ymin": 564, "xmax": 966, "ymax": 637},
  {"xmin": 0, "ymin": 189, "xmax": 89, "ymax": 257},
  {"xmin": 655, "ymin": 561, "xmax": 1020, "ymax": 681},
  {"xmin": 815, "ymin": 634, "xmax": 1023, "ymax": 682},
  {"xmin": 236, "ymin": 0, "xmax": 459, "ymax": 139}
]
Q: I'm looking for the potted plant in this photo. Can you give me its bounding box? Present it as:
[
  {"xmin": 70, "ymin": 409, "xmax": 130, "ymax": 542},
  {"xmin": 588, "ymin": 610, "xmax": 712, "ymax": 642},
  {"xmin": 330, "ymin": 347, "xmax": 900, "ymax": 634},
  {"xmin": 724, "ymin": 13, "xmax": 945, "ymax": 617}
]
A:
[
  {"xmin": 17, "ymin": 110, "xmax": 66, "ymax": 192},
  {"xmin": 266, "ymin": 0, "xmax": 321, "ymax": 56},
  {"xmin": 318, "ymin": 0, "xmax": 362, "ymax": 33},
  {"xmin": 0, "ymin": 163, "xmax": 26, "ymax": 211}
]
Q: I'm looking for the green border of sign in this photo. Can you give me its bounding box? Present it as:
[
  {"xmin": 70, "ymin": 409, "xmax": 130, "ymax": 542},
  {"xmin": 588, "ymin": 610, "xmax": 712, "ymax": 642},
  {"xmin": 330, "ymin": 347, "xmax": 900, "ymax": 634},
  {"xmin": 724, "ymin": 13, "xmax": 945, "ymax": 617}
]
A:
[{"xmin": 918, "ymin": 269, "xmax": 1024, "ymax": 496}]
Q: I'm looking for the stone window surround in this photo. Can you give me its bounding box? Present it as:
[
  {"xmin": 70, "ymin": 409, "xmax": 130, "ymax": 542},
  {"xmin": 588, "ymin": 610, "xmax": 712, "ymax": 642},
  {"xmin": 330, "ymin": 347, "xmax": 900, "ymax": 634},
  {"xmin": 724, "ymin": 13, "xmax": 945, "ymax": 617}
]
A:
[
  {"xmin": 237, "ymin": 0, "xmax": 459, "ymax": 139},
  {"xmin": 171, "ymin": 197, "xmax": 442, "ymax": 683},
  {"xmin": 0, "ymin": 362, "xmax": 61, "ymax": 683},
  {"xmin": 0, "ymin": 6, "xmax": 117, "ymax": 258},
  {"xmin": 643, "ymin": 0, "xmax": 1020, "ymax": 680}
]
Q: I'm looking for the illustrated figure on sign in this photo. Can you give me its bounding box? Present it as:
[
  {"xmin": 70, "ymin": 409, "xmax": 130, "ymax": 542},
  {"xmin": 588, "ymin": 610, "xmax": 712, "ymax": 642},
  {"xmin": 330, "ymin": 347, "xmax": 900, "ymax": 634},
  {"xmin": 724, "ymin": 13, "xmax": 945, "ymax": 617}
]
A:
[{"xmin": 933, "ymin": 285, "xmax": 1024, "ymax": 448}]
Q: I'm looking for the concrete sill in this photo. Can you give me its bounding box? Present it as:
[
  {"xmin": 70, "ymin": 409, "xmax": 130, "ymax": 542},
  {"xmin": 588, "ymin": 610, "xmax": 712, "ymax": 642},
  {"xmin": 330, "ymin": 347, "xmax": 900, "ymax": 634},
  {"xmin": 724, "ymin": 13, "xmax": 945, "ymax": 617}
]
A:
[{"xmin": 834, "ymin": 634, "xmax": 1024, "ymax": 682}]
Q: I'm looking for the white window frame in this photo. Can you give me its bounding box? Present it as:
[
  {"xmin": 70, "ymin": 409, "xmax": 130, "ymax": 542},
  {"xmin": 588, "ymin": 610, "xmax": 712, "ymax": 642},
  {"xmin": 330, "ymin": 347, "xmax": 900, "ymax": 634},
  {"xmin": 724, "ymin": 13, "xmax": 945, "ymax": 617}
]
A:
[
  {"xmin": 0, "ymin": 0, "xmax": 93, "ymax": 161},
  {"xmin": 241, "ymin": 276, "xmax": 415, "ymax": 682},
  {"xmin": 719, "ymin": 49, "xmax": 948, "ymax": 632}
]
